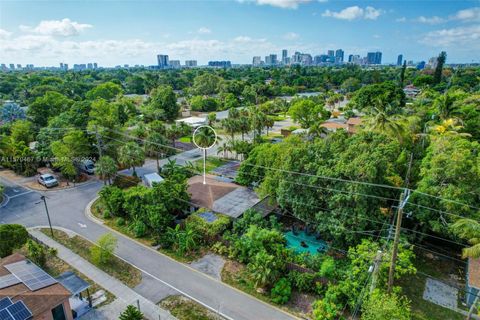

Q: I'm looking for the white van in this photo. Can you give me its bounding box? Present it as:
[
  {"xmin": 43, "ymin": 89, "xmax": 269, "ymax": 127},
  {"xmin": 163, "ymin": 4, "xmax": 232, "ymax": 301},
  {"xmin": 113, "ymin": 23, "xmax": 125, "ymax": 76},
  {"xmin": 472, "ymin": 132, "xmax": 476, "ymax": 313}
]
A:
[
  {"xmin": 77, "ymin": 160, "xmax": 95, "ymax": 175},
  {"xmin": 143, "ymin": 173, "xmax": 164, "ymax": 187}
]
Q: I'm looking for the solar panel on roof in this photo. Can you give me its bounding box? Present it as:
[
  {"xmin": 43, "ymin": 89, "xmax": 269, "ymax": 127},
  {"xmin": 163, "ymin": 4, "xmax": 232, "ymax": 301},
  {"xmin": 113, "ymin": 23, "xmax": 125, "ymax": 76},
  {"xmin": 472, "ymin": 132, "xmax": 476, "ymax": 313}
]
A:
[
  {"xmin": 0, "ymin": 308, "xmax": 14, "ymax": 320},
  {"xmin": 6, "ymin": 301, "xmax": 32, "ymax": 320},
  {"xmin": 0, "ymin": 274, "xmax": 21, "ymax": 290},
  {"xmin": 4, "ymin": 260, "xmax": 57, "ymax": 291},
  {"xmin": 0, "ymin": 297, "xmax": 13, "ymax": 311}
]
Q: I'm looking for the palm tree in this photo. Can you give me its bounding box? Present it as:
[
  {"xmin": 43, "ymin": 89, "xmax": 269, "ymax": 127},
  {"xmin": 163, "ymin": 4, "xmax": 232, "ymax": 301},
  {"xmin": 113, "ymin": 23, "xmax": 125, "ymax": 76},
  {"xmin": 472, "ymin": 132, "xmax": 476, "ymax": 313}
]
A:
[
  {"xmin": 364, "ymin": 99, "xmax": 406, "ymax": 142},
  {"xmin": 433, "ymin": 93, "xmax": 460, "ymax": 120},
  {"xmin": 118, "ymin": 142, "xmax": 145, "ymax": 176},
  {"xmin": 452, "ymin": 219, "xmax": 480, "ymax": 259},
  {"xmin": 221, "ymin": 118, "xmax": 238, "ymax": 143},
  {"xmin": 432, "ymin": 118, "xmax": 471, "ymax": 137},
  {"xmin": 145, "ymin": 132, "xmax": 169, "ymax": 173},
  {"xmin": 95, "ymin": 156, "xmax": 117, "ymax": 185}
]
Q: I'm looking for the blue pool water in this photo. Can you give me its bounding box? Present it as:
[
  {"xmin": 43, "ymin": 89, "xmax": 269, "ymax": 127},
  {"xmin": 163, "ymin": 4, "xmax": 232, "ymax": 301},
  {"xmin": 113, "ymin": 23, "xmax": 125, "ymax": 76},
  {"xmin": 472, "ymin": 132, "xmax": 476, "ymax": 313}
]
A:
[{"xmin": 284, "ymin": 230, "xmax": 328, "ymax": 255}]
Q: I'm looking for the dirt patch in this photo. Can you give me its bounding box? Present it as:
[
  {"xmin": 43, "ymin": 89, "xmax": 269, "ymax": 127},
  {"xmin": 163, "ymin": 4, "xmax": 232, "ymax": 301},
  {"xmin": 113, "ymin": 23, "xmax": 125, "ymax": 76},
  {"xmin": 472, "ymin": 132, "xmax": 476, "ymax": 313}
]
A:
[
  {"xmin": 160, "ymin": 295, "xmax": 225, "ymax": 320},
  {"xmin": 287, "ymin": 291, "xmax": 316, "ymax": 315}
]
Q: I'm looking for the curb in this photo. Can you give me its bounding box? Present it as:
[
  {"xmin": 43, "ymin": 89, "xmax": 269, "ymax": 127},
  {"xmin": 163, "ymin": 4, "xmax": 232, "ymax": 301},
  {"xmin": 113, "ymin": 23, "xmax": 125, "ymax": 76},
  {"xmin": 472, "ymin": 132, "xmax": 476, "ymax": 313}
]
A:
[
  {"xmin": 84, "ymin": 197, "xmax": 301, "ymax": 320},
  {"xmin": 0, "ymin": 193, "xmax": 10, "ymax": 208}
]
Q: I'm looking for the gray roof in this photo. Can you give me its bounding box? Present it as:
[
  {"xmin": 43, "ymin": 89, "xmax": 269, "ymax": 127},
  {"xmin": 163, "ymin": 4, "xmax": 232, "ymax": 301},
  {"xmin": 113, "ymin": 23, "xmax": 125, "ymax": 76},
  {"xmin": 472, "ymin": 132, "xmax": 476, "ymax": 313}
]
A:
[{"xmin": 56, "ymin": 271, "xmax": 90, "ymax": 296}]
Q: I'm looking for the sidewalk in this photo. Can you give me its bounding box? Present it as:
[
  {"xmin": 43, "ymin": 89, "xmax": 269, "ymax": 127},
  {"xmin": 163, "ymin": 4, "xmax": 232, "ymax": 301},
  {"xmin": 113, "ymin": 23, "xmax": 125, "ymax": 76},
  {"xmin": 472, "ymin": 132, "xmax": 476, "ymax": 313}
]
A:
[{"xmin": 29, "ymin": 229, "xmax": 176, "ymax": 320}]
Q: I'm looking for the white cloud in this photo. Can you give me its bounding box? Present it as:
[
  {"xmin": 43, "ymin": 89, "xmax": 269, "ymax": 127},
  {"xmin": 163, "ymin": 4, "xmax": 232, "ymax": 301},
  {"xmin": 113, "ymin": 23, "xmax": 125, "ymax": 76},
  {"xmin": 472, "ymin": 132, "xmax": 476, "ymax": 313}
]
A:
[
  {"xmin": 452, "ymin": 7, "xmax": 480, "ymax": 22},
  {"xmin": 19, "ymin": 18, "xmax": 92, "ymax": 36},
  {"xmin": 197, "ymin": 27, "xmax": 211, "ymax": 34},
  {"xmin": 364, "ymin": 6, "xmax": 382, "ymax": 20},
  {"xmin": 283, "ymin": 32, "xmax": 299, "ymax": 40},
  {"xmin": 373, "ymin": 34, "xmax": 381, "ymax": 39},
  {"xmin": 0, "ymin": 33, "xmax": 278, "ymax": 66},
  {"xmin": 420, "ymin": 25, "xmax": 480, "ymax": 48},
  {"xmin": 322, "ymin": 6, "xmax": 382, "ymax": 21},
  {"xmin": 395, "ymin": 17, "xmax": 406, "ymax": 23},
  {"xmin": 239, "ymin": 0, "xmax": 311, "ymax": 9},
  {"xmin": 0, "ymin": 29, "xmax": 12, "ymax": 39},
  {"xmin": 416, "ymin": 16, "xmax": 445, "ymax": 25}
]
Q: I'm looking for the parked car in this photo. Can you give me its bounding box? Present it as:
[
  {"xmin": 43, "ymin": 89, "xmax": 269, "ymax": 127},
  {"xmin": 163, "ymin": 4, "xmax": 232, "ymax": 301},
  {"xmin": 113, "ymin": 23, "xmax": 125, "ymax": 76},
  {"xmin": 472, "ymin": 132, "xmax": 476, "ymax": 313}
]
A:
[
  {"xmin": 38, "ymin": 174, "xmax": 59, "ymax": 188},
  {"xmin": 76, "ymin": 160, "xmax": 95, "ymax": 175}
]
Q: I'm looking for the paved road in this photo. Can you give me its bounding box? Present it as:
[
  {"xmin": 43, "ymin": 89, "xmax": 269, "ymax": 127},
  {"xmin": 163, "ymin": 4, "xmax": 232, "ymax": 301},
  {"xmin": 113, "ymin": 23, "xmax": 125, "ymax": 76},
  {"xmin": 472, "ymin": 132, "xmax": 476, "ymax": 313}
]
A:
[{"xmin": 0, "ymin": 151, "xmax": 297, "ymax": 320}]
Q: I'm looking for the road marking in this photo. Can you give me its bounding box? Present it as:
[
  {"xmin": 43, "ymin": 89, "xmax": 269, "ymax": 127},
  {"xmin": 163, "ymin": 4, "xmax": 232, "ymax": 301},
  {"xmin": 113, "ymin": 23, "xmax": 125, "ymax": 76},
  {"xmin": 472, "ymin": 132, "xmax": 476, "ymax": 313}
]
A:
[
  {"xmin": 8, "ymin": 190, "xmax": 33, "ymax": 199},
  {"xmin": 78, "ymin": 223, "xmax": 87, "ymax": 228}
]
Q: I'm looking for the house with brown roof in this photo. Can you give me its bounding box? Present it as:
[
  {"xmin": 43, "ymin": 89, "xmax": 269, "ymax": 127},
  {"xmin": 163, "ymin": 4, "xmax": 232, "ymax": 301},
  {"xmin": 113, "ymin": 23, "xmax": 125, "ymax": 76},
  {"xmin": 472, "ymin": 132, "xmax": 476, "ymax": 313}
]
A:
[
  {"xmin": 188, "ymin": 174, "xmax": 260, "ymax": 218},
  {"xmin": 346, "ymin": 117, "xmax": 363, "ymax": 134},
  {"xmin": 0, "ymin": 253, "xmax": 74, "ymax": 320},
  {"xmin": 466, "ymin": 258, "xmax": 480, "ymax": 307}
]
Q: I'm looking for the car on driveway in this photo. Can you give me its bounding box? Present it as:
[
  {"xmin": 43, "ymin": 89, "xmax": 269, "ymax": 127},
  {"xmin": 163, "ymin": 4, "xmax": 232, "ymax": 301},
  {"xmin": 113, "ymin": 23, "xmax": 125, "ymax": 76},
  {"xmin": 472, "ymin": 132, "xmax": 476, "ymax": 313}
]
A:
[{"xmin": 38, "ymin": 174, "xmax": 59, "ymax": 188}]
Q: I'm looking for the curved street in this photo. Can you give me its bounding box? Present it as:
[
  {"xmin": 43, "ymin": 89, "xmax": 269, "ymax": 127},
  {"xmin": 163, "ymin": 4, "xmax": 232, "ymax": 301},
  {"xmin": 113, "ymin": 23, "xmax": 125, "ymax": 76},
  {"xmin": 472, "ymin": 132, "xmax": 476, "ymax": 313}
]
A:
[{"xmin": 0, "ymin": 151, "xmax": 297, "ymax": 320}]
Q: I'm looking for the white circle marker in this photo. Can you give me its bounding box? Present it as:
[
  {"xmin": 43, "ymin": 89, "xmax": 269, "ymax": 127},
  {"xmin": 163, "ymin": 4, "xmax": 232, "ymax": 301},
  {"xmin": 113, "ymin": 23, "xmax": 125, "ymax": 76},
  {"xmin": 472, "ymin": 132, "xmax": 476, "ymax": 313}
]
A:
[{"xmin": 192, "ymin": 125, "xmax": 218, "ymax": 184}]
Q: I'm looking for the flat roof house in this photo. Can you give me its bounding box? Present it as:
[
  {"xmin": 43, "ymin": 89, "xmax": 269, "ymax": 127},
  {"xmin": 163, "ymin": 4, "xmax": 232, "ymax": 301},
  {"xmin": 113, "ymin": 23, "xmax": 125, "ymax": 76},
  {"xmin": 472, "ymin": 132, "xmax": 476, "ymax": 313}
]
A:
[{"xmin": 0, "ymin": 253, "xmax": 74, "ymax": 320}]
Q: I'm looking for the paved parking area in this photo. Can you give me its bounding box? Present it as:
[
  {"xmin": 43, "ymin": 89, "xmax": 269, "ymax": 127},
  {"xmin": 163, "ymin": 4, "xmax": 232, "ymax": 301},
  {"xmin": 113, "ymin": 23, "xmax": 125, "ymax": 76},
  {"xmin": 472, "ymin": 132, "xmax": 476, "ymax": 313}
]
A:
[{"xmin": 423, "ymin": 277, "xmax": 458, "ymax": 310}]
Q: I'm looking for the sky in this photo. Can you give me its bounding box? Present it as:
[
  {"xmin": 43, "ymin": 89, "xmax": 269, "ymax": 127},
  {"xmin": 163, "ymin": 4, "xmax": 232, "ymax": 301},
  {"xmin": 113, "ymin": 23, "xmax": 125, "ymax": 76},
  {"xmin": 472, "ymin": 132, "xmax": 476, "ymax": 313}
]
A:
[{"xmin": 1, "ymin": 0, "xmax": 480, "ymax": 67}]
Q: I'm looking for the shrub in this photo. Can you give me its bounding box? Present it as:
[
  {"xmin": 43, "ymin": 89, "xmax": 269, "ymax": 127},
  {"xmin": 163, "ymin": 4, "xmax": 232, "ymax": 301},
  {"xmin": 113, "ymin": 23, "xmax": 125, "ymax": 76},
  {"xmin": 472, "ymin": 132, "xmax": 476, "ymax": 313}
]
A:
[
  {"xmin": 186, "ymin": 211, "xmax": 231, "ymax": 244},
  {"xmin": 116, "ymin": 217, "xmax": 126, "ymax": 227},
  {"xmin": 90, "ymin": 233, "xmax": 117, "ymax": 266},
  {"xmin": 25, "ymin": 239, "xmax": 56, "ymax": 268},
  {"xmin": 271, "ymin": 278, "xmax": 292, "ymax": 304},
  {"xmin": 289, "ymin": 271, "xmax": 316, "ymax": 293},
  {"xmin": 119, "ymin": 305, "xmax": 143, "ymax": 320},
  {"xmin": 131, "ymin": 220, "xmax": 147, "ymax": 238},
  {"xmin": 0, "ymin": 224, "xmax": 28, "ymax": 257},
  {"xmin": 312, "ymin": 298, "xmax": 342, "ymax": 320},
  {"xmin": 319, "ymin": 256, "xmax": 336, "ymax": 279},
  {"xmin": 99, "ymin": 186, "xmax": 125, "ymax": 216}
]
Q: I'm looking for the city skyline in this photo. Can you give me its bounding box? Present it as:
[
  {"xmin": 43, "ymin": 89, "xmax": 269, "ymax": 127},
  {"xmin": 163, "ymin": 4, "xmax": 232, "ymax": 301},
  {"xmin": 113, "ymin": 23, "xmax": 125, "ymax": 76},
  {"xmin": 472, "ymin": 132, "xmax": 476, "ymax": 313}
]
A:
[{"xmin": 1, "ymin": 1, "xmax": 480, "ymax": 66}]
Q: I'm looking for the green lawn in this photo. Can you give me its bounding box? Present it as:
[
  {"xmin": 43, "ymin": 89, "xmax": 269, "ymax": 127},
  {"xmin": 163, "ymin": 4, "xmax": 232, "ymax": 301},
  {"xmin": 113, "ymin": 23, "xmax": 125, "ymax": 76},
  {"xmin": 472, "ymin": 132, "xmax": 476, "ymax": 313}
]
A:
[
  {"xmin": 159, "ymin": 295, "xmax": 225, "ymax": 320},
  {"xmin": 40, "ymin": 228, "xmax": 142, "ymax": 288},
  {"xmin": 193, "ymin": 157, "xmax": 229, "ymax": 173},
  {"xmin": 179, "ymin": 135, "xmax": 192, "ymax": 143},
  {"xmin": 398, "ymin": 251, "xmax": 466, "ymax": 320}
]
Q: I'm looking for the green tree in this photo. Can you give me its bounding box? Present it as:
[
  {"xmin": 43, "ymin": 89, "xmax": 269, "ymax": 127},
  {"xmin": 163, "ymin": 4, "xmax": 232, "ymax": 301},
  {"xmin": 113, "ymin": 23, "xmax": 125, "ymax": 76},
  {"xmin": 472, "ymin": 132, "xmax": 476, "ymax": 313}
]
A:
[
  {"xmin": 119, "ymin": 305, "xmax": 143, "ymax": 320},
  {"xmin": 95, "ymin": 156, "xmax": 118, "ymax": 185},
  {"xmin": 207, "ymin": 112, "xmax": 217, "ymax": 126},
  {"xmin": 361, "ymin": 290, "xmax": 411, "ymax": 320},
  {"xmin": 248, "ymin": 250, "xmax": 280, "ymax": 290},
  {"xmin": 192, "ymin": 73, "xmax": 221, "ymax": 95},
  {"xmin": 433, "ymin": 51, "xmax": 447, "ymax": 85},
  {"xmin": 148, "ymin": 85, "xmax": 178, "ymax": 121},
  {"xmin": 90, "ymin": 233, "xmax": 117, "ymax": 265},
  {"xmin": 25, "ymin": 239, "xmax": 56, "ymax": 268},
  {"xmin": 0, "ymin": 224, "xmax": 28, "ymax": 257},
  {"xmin": 118, "ymin": 142, "xmax": 145, "ymax": 176},
  {"xmin": 145, "ymin": 131, "xmax": 169, "ymax": 173},
  {"xmin": 28, "ymin": 91, "xmax": 73, "ymax": 127},
  {"xmin": 10, "ymin": 120, "xmax": 34, "ymax": 144},
  {"xmin": 288, "ymin": 100, "xmax": 328, "ymax": 129},
  {"xmin": 86, "ymin": 82, "xmax": 123, "ymax": 100},
  {"xmin": 50, "ymin": 130, "xmax": 90, "ymax": 180},
  {"xmin": 452, "ymin": 219, "xmax": 480, "ymax": 258}
]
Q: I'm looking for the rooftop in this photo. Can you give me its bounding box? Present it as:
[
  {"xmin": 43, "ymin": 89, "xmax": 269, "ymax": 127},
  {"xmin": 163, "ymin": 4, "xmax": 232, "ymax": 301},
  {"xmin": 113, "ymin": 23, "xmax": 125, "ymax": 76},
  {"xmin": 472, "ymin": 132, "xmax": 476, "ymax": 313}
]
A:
[
  {"xmin": 0, "ymin": 253, "xmax": 71, "ymax": 318},
  {"xmin": 188, "ymin": 174, "xmax": 259, "ymax": 218}
]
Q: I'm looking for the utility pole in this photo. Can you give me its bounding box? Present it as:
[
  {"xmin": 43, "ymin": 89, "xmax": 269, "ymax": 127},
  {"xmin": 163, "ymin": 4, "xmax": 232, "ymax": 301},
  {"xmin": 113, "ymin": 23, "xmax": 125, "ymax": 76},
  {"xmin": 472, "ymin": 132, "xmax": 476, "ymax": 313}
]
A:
[
  {"xmin": 94, "ymin": 125, "xmax": 103, "ymax": 158},
  {"xmin": 370, "ymin": 249, "xmax": 383, "ymax": 293},
  {"xmin": 40, "ymin": 196, "xmax": 54, "ymax": 238},
  {"xmin": 387, "ymin": 189, "xmax": 410, "ymax": 293},
  {"xmin": 388, "ymin": 152, "xmax": 414, "ymax": 293}
]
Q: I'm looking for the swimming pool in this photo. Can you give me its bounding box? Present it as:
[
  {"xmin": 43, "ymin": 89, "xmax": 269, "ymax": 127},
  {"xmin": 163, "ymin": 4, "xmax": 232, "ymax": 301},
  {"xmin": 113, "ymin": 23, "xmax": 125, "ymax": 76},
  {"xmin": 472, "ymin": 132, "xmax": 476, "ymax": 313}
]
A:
[{"xmin": 284, "ymin": 230, "xmax": 328, "ymax": 255}]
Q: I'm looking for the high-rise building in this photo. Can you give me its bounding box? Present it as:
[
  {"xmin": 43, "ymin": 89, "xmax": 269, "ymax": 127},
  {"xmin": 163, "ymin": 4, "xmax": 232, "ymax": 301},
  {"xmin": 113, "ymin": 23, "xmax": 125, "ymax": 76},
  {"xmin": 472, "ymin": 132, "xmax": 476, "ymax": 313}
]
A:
[
  {"xmin": 87, "ymin": 63, "xmax": 93, "ymax": 69},
  {"xmin": 327, "ymin": 50, "xmax": 334, "ymax": 58},
  {"xmin": 367, "ymin": 51, "xmax": 382, "ymax": 65},
  {"xmin": 169, "ymin": 60, "xmax": 181, "ymax": 68},
  {"xmin": 375, "ymin": 52, "xmax": 382, "ymax": 65},
  {"xmin": 185, "ymin": 60, "xmax": 197, "ymax": 67},
  {"xmin": 64, "ymin": 63, "xmax": 68, "ymax": 70},
  {"xmin": 252, "ymin": 56, "xmax": 262, "ymax": 66},
  {"xmin": 208, "ymin": 61, "xmax": 231, "ymax": 68},
  {"xmin": 9, "ymin": 64, "xmax": 15, "ymax": 70},
  {"xmin": 282, "ymin": 49, "xmax": 288, "ymax": 64},
  {"xmin": 16, "ymin": 64, "xmax": 22, "ymax": 69},
  {"xmin": 397, "ymin": 54, "xmax": 403, "ymax": 66},
  {"xmin": 335, "ymin": 49, "xmax": 344, "ymax": 63},
  {"xmin": 157, "ymin": 54, "xmax": 169, "ymax": 68},
  {"xmin": 93, "ymin": 62, "xmax": 98, "ymax": 69}
]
